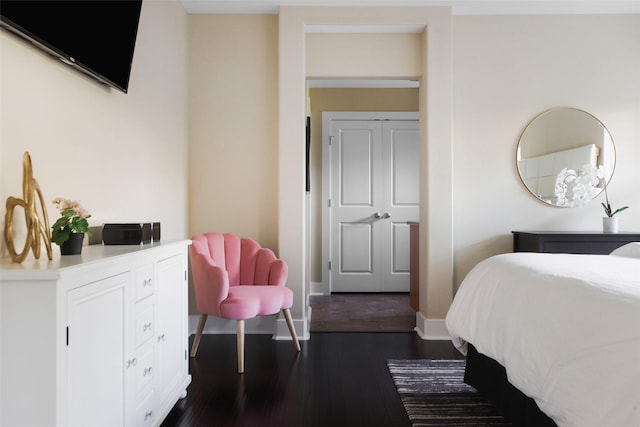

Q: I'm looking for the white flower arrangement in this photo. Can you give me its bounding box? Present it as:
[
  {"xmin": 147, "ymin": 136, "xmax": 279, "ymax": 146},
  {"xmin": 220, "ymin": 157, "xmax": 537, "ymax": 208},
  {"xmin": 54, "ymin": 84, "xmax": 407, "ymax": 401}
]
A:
[
  {"xmin": 554, "ymin": 164, "xmax": 629, "ymax": 216},
  {"xmin": 554, "ymin": 164, "xmax": 604, "ymax": 207}
]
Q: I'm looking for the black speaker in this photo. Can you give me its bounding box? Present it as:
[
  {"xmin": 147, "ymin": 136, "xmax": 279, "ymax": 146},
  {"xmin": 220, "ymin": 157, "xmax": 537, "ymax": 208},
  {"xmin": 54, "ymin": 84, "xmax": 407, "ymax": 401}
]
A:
[
  {"xmin": 102, "ymin": 223, "xmax": 152, "ymax": 245},
  {"xmin": 152, "ymin": 222, "xmax": 161, "ymax": 242}
]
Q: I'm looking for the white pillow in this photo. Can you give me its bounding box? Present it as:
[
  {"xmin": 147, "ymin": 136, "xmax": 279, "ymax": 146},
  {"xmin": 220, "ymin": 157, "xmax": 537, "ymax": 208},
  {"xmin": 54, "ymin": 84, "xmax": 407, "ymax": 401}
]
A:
[{"xmin": 609, "ymin": 242, "xmax": 640, "ymax": 259}]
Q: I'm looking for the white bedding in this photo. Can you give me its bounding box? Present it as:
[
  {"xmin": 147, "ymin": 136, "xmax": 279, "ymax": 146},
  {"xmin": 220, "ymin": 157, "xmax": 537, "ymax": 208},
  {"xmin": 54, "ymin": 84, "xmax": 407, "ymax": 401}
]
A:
[{"xmin": 445, "ymin": 251, "xmax": 640, "ymax": 427}]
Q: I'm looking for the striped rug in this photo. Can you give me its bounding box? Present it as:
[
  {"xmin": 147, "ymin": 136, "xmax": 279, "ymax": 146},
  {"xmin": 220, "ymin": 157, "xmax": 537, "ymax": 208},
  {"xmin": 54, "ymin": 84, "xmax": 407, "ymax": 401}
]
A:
[{"xmin": 387, "ymin": 359, "xmax": 511, "ymax": 426}]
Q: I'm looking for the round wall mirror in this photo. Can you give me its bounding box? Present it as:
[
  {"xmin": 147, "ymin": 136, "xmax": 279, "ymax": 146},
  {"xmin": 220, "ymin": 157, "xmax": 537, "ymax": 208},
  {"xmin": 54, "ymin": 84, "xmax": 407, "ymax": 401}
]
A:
[{"xmin": 516, "ymin": 107, "xmax": 615, "ymax": 207}]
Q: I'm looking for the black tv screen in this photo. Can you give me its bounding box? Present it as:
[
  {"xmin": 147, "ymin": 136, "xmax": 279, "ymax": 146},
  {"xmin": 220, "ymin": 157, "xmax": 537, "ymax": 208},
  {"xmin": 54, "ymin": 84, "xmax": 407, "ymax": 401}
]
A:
[{"xmin": 0, "ymin": 0, "xmax": 143, "ymax": 93}]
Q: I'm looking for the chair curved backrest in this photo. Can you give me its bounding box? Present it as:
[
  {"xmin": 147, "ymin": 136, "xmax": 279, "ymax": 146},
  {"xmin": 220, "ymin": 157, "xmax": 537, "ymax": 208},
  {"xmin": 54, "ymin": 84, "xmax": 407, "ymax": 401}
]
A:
[
  {"xmin": 189, "ymin": 232, "xmax": 300, "ymax": 373},
  {"xmin": 190, "ymin": 232, "xmax": 288, "ymax": 317}
]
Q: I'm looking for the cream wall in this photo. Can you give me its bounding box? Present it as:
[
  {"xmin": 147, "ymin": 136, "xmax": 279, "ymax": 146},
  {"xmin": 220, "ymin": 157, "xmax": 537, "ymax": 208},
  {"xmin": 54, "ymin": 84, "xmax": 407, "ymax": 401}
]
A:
[
  {"xmin": 188, "ymin": 14, "xmax": 279, "ymax": 250},
  {"xmin": 307, "ymin": 88, "xmax": 419, "ymax": 283},
  {"xmin": 0, "ymin": 0, "xmax": 189, "ymax": 256},
  {"xmin": 452, "ymin": 14, "xmax": 640, "ymax": 286},
  {"xmin": 306, "ymin": 33, "xmax": 422, "ymax": 79}
]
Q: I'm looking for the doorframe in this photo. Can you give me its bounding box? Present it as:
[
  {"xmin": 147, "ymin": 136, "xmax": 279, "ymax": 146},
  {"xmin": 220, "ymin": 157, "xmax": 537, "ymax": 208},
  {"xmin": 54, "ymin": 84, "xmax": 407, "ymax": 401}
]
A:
[
  {"xmin": 277, "ymin": 8, "xmax": 453, "ymax": 341},
  {"xmin": 320, "ymin": 111, "xmax": 419, "ymax": 295}
]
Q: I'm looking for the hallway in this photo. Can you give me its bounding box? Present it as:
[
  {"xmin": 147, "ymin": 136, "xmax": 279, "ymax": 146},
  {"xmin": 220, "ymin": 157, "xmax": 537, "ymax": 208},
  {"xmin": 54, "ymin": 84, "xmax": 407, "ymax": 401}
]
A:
[{"xmin": 309, "ymin": 293, "xmax": 415, "ymax": 332}]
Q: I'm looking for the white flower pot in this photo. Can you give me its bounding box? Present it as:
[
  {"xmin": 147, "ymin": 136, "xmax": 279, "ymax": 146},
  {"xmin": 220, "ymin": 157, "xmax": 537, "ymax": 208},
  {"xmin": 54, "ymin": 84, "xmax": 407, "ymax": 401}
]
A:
[{"xmin": 603, "ymin": 217, "xmax": 619, "ymax": 233}]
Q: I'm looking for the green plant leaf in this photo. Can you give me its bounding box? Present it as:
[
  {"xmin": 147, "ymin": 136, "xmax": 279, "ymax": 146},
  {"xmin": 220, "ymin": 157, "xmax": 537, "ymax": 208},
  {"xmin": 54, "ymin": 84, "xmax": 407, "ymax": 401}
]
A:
[
  {"xmin": 601, "ymin": 202, "xmax": 613, "ymax": 217},
  {"xmin": 51, "ymin": 228, "xmax": 71, "ymax": 245},
  {"xmin": 611, "ymin": 206, "xmax": 629, "ymax": 216}
]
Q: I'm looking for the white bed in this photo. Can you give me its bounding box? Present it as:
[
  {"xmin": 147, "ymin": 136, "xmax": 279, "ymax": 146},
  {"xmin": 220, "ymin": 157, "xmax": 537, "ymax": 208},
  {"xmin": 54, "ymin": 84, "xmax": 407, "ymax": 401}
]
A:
[{"xmin": 446, "ymin": 243, "xmax": 640, "ymax": 427}]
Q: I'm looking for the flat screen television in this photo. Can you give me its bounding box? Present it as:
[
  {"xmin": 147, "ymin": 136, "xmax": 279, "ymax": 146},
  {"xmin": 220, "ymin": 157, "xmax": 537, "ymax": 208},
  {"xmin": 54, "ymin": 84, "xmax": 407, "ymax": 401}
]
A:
[{"xmin": 0, "ymin": 0, "xmax": 143, "ymax": 93}]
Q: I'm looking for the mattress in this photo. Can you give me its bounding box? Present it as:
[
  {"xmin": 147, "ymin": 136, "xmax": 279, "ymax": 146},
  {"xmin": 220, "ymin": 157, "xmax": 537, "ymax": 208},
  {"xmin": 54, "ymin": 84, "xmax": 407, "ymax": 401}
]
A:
[{"xmin": 446, "ymin": 251, "xmax": 640, "ymax": 427}]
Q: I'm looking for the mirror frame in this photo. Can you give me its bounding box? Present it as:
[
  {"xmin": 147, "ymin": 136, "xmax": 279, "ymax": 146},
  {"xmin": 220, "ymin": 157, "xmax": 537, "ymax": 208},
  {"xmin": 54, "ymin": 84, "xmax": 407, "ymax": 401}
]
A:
[{"xmin": 516, "ymin": 107, "xmax": 616, "ymax": 207}]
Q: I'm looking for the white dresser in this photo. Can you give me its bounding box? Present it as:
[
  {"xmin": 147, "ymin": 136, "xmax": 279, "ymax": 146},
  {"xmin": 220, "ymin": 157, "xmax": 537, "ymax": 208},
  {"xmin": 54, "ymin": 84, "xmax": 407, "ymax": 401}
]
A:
[{"xmin": 0, "ymin": 241, "xmax": 191, "ymax": 427}]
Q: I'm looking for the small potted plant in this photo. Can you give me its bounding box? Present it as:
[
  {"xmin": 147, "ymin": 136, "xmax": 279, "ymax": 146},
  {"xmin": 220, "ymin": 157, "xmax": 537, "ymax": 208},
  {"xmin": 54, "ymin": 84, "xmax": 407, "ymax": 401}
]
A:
[
  {"xmin": 51, "ymin": 198, "xmax": 92, "ymax": 254},
  {"xmin": 601, "ymin": 187, "xmax": 628, "ymax": 233}
]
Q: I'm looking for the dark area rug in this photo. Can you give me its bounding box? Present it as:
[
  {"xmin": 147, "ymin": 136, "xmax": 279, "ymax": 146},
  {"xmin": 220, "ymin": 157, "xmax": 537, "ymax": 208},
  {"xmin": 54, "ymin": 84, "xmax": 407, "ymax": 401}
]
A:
[{"xmin": 387, "ymin": 359, "xmax": 512, "ymax": 426}]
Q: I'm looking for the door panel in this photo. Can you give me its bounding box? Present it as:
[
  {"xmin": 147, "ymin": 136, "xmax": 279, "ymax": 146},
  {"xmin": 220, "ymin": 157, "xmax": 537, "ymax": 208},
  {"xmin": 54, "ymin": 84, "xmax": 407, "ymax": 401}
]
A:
[
  {"xmin": 331, "ymin": 121, "xmax": 383, "ymax": 291},
  {"xmin": 383, "ymin": 121, "xmax": 420, "ymax": 291},
  {"xmin": 386, "ymin": 221, "xmax": 411, "ymax": 291},
  {"xmin": 65, "ymin": 274, "xmax": 129, "ymax": 427},
  {"xmin": 155, "ymin": 254, "xmax": 187, "ymax": 410},
  {"xmin": 329, "ymin": 117, "xmax": 418, "ymax": 292},
  {"xmin": 340, "ymin": 223, "xmax": 373, "ymax": 273},
  {"xmin": 389, "ymin": 126, "xmax": 420, "ymax": 206},
  {"xmin": 339, "ymin": 128, "xmax": 374, "ymax": 206}
]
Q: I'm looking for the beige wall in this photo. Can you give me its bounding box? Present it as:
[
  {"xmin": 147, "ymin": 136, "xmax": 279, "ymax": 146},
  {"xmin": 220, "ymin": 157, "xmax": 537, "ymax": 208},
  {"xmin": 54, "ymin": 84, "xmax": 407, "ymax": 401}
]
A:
[
  {"xmin": 188, "ymin": 14, "xmax": 279, "ymax": 250},
  {"xmin": 0, "ymin": 0, "xmax": 189, "ymax": 257},
  {"xmin": 308, "ymin": 88, "xmax": 419, "ymax": 282},
  {"xmin": 306, "ymin": 33, "xmax": 422, "ymax": 79},
  {"xmin": 452, "ymin": 14, "xmax": 640, "ymax": 285}
]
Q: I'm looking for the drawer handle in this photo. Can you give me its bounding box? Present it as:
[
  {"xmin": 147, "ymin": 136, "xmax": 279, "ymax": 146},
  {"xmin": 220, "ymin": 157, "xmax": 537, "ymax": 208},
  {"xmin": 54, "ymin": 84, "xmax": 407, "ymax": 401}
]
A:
[
  {"xmin": 126, "ymin": 357, "xmax": 137, "ymax": 368},
  {"xmin": 144, "ymin": 410, "xmax": 153, "ymax": 421},
  {"xmin": 143, "ymin": 322, "xmax": 152, "ymax": 332},
  {"xmin": 143, "ymin": 278, "xmax": 152, "ymax": 287},
  {"xmin": 157, "ymin": 333, "xmax": 166, "ymax": 342},
  {"xmin": 143, "ymin": 366, "xmax": 153, "ymax": 376}
]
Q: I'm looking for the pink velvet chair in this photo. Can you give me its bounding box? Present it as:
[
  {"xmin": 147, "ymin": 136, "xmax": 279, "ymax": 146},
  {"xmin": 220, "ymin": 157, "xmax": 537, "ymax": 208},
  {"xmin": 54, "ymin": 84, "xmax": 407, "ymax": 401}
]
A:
[{"xmin": 189, "ymin": 232, "xmax": 301, "ymax": 373}]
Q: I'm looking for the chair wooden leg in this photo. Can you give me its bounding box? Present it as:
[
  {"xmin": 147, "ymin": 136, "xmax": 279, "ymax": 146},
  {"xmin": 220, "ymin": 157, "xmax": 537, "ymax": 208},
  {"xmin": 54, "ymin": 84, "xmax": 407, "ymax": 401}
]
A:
[
  {"xmin": 283, "ymin": 308, "xmax": 301, "ymax": 352},
  {"xmin": 190, "ymin": 314, "xmax": 208, "ymax": 357},
  {"xmin": 237, "ymin": 320, "xmax": 245, "ymax": 374}
]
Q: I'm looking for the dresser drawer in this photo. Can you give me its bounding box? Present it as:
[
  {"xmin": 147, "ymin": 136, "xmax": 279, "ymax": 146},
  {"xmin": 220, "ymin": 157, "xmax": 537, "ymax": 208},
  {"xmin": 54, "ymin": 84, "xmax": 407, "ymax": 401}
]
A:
[
  {"xmin": 134, "ymin": 265, "xmax": 154, "ymax": 302},
  {"xmin": 135, "ymin": 389, "xmax": 156, "ymax": 427},
  {"xmin": 135, "ymin": 304, "xmax": 155, "ymax": 347},
  {"xmin": 135, "ymin": 346, "xmax": 155, "ymax": 394},
  {"xmin": 513, "ymin": 231, "xmax": 640, "ymax": 254}
]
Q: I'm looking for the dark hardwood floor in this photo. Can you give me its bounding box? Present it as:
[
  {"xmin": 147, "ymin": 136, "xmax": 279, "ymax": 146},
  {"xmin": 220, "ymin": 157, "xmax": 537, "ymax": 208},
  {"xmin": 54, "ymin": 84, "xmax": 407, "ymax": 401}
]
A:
[{"xmin": 161, "ymin": 333, "xmax": 464, "ymax": 427}]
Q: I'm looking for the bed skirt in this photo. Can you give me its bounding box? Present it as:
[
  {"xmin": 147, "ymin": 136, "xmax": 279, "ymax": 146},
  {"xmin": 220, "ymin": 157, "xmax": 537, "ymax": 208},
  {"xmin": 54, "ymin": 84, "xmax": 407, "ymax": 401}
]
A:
[{"xmin": 464, "ymin": 344, "xmax": 558, "ymax": 427}]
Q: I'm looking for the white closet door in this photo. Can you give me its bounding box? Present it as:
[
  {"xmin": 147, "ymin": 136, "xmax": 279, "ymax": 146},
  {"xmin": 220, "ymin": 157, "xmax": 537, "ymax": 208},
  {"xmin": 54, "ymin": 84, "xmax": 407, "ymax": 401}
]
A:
[
  {"xmin": 381, "ymin": 120, "xmax": 420, "ymax": 291},
  {"xmin": 329, "ymin": 118, "xmax": 418, "ymax": 292}
]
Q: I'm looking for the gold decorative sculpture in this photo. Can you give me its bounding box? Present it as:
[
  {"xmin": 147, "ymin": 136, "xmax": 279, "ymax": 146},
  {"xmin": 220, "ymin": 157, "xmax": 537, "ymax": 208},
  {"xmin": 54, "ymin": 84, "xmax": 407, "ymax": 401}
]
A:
[{"xmin": 4, "ymin": 152, "xmax": 53, "ymax": 263}]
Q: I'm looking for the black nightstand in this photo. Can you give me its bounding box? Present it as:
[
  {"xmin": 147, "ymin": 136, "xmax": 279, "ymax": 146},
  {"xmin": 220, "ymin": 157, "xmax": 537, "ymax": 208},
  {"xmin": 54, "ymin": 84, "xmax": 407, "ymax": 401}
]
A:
[{"xmin": 512, "ymin": 231, "xmax": 640, "ymax": 255}]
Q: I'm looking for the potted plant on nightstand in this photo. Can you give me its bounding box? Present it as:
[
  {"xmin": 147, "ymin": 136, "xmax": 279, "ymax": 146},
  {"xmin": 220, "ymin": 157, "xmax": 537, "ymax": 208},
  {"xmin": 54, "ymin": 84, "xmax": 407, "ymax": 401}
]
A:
[
  {"xmin": 601, "ymin": 187, "xmax": 628, "ymax": 233},
  {"xmin": 51, "ymin": 198, "xmax": 92, "ymax": 255}
]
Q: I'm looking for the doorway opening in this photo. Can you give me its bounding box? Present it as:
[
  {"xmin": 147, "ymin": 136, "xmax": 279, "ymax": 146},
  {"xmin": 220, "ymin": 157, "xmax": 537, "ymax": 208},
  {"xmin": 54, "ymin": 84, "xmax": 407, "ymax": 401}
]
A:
[
  {"xmin": 279, "ymin": 9, "xmax": 454, "ymax": 340},
  {"xmin": 306, "ymin": 84, "xmax": 419, "ymax": 332}
]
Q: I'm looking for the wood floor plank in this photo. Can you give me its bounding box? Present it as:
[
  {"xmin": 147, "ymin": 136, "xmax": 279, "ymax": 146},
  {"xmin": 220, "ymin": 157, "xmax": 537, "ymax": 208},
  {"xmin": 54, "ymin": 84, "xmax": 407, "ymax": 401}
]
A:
[{"xmin": 161, "ymin": 332, "xmax": 464, "ymax": 427}]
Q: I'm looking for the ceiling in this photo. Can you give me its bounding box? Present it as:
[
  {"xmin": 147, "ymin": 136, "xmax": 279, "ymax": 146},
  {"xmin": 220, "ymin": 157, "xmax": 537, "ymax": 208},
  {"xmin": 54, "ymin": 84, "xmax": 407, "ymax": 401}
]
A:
[{"xmin": 181, "ymin": 0, "xmax": 640, "ymax": 15}]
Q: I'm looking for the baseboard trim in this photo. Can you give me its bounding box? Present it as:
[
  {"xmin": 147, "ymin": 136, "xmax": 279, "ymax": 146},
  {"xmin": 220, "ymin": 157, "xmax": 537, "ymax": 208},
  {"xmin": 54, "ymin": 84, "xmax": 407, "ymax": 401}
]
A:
[
  {"xmin": 274, "ymin": 314, "xmax": 310, "ymax": 341},
  {"xmin": 188, "ymin": 312, "xmax": 311, "ymax": 341},
  {"xmin": 414, "ymin": 312, "xmax": 450, "ymax": 340},
  {"xmin": 310, "ymin": 281, "xmax": 329, "ymax": 295}
]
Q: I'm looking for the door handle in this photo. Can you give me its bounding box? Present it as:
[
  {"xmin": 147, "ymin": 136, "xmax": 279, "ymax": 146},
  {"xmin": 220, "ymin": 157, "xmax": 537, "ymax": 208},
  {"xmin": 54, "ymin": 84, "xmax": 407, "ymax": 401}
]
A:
[{"xmin": 382, "ymin": 212, "xmax": 391, "ymax": 219}]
